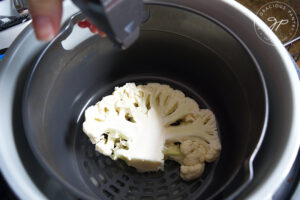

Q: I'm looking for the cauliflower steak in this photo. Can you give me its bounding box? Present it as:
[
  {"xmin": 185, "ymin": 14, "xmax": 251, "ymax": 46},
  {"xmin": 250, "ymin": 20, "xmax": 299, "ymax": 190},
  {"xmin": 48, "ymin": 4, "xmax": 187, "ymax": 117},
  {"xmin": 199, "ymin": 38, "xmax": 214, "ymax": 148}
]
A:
[{"xmin": 83, "ymin": 83, "xmax": 221, "ymax": 181}]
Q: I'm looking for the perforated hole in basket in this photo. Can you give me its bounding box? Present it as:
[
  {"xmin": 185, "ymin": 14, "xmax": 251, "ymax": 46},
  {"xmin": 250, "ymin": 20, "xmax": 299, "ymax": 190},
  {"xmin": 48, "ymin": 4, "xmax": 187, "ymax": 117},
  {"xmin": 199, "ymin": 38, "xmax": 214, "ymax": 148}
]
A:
[{"xmin": 75, "ymin": 132, "xmax": 216, "ymax": 200}]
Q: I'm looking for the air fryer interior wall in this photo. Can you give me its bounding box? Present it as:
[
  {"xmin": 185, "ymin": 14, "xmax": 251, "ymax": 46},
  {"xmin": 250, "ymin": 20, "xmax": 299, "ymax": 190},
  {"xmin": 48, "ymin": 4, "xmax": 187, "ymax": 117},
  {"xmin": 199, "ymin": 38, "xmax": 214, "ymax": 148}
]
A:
[{"xmin": 22, "ymin": 5, "xmax": 267, "ymax": 200}]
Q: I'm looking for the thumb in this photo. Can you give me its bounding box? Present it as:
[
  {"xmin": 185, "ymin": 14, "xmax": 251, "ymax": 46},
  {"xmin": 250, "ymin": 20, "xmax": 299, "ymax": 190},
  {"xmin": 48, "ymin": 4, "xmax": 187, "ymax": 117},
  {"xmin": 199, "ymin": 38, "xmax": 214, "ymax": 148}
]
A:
[{"xmin": 28, "ymin": 0, "xmax": 62, "ymax": 41}]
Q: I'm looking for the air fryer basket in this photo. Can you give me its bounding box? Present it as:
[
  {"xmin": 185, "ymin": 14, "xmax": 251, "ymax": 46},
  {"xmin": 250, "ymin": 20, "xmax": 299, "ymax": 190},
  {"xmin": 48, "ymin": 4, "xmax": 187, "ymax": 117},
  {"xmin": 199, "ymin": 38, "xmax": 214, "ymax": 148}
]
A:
[{"xmin": 22, "ymin": 4, "xmax": 268, "ymax": 200}]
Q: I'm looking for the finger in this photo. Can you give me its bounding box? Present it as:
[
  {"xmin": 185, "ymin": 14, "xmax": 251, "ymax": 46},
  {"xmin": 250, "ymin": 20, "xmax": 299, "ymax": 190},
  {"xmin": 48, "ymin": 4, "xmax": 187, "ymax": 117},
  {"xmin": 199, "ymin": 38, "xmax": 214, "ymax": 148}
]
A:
[
  {"xmin": 78, "ymin": 20, "xmax": 89, "ymax": 28},
  {"xmin": 88, "ymin": 24, "xmax": 98, "ymax": 34},
  {"xmin": 78, "ymin": 19, "xmax": 107, "ymax": 37},
  {"xmin": 28, "ymin": 0, "xmax": 62, "ymax": 41}
]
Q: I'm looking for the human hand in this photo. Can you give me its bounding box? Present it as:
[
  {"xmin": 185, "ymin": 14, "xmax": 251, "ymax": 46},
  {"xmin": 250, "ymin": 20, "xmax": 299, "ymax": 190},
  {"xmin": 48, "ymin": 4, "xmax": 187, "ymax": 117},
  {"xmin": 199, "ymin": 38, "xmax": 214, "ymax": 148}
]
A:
[
  {"xmin": 78, "ymin": 19, "xmax": 106, "ymax": 37},
  {"xmin": 28, "ymin": 0, "xmax": 63, "ymax": 41},
  {"xmin": 28, "ymin": 0, "xmax": 106, "ymax": 41}
]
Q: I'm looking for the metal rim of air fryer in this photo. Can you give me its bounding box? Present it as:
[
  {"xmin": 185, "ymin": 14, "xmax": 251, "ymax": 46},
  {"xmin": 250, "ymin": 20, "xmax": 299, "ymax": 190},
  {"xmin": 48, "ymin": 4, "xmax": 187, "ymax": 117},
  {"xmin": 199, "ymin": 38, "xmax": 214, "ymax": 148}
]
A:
[{"xmin": 0, "ymin": 1, "xmax": 299, "ymax": 200}]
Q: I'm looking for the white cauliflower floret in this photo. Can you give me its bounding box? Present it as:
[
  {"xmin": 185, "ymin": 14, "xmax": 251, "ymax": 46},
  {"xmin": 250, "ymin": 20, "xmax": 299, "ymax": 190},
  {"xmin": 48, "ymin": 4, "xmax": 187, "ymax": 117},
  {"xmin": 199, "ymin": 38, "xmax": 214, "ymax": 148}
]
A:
[
  {"xmin": 181, "ymin": 164, "xmax": 205, "ymax": 181},
  {"xmin": 83, "ymin": 83, "xmax": 221, "ymax": 180}
]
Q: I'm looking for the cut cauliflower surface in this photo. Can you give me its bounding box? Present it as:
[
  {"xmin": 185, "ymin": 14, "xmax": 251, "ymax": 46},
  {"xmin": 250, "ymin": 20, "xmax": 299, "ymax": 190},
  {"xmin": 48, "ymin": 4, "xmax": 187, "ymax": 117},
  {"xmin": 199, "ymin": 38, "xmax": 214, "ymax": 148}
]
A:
[{"xmin": 83, "ymin": 83, "xmax": 221, "ymax": 181}]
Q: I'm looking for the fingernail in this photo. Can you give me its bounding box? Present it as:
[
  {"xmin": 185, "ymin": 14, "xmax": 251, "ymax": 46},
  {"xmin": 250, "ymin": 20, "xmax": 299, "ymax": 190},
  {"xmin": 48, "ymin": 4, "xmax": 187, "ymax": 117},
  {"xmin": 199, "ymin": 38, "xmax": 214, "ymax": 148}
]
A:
[{"xmin": 33, "ymin": 17, "xmax": 55, "ymax": 41}]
